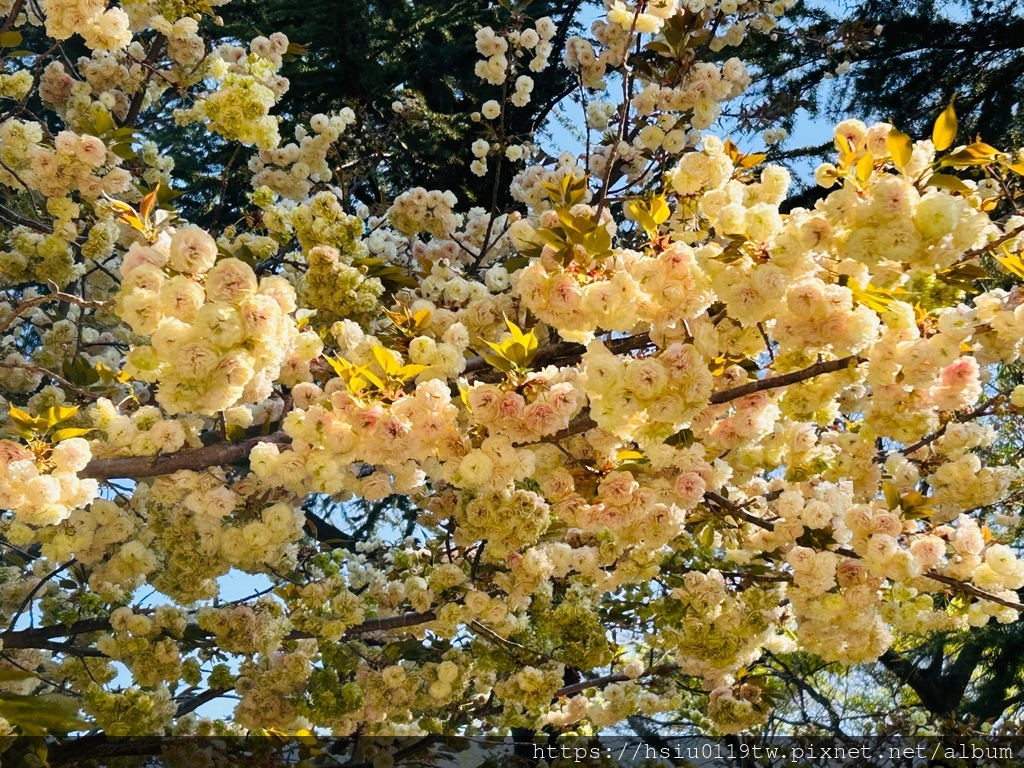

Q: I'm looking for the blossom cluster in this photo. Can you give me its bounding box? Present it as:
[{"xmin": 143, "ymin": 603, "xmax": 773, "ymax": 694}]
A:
[
  {"xmin": 0, "ymin": 437, "xmax": 97, "ymax": 528},
  {"xmin": 116, "ymin": 228, "xmax": 313, "ymax": 415},
  {"xmin": 174, "ymin": 35, "xmax": 292, "ymax": 150},
  {"xmin": 4, "ymin": 0, "xmax": 1024, "ymax": 746},
  {"xmin": 249, "ymin": 110, "xmax": 357, "ymax": 200}
]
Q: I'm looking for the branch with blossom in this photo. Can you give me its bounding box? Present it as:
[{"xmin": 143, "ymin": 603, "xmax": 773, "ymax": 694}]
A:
[{"xmin": 2, "ymin": 0, "xmax": 1024, "ymax": 748}]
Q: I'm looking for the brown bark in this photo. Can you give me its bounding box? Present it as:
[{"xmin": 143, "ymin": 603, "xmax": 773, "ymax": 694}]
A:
[{"xmin": 81, "ymin": 431, "xmax": 291, "ymax": 480}]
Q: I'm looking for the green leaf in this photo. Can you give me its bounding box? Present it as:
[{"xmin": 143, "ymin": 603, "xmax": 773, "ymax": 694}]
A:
[
  {"xmin": 665, "ymin": 428, "xmax": 694, "ymax": 448},
  {"xmin": 0, "ymin": 30, "xmax": 23, "ymax": 48},
  {"xmin": 937, "ymin": 262, "xmax": 989, "ymax": 291},
  {"xmin": 62, "ymin": 357, "xmax": 101, "ymax": 387},
  {"xmin": 0, "ymin": 693, "xmax": 88, "ymax": 735},
  {"xmin": 535, "ymin": 227, "xmax": 567, "ymax": 250},
  {"xmin": 92, "ymin": 110, "xmax": 115, "ymax": 137},
  {"xmin": 110, "ymin": 142, "xmax": 136, "ymax": 160},
  {"xmin": 503, "ymin": 256, "xmax": 530, "ymax": 272},
  {"xmin": 0, "ymin": 669, "xmax": 36, "ymax": 683}
]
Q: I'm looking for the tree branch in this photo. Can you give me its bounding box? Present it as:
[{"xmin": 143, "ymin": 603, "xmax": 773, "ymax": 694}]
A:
[
  {"xmin": 709, "ymin": 355, "xmax": 862, "ymax": 405},
  {"xmin": 0, "ymin": 292, "xmax": 110, "ymax": 336},
  {"xmin": 705, "ymin": 491, "xmax": 1024, "ymax": 612},
  {"xmin": 553, "ymin": 663, "xmax": 678, "ymax": 700},
  {"xmin": 545, "ymin": 355, "xmax": 863, "ymax": 442},
  {"xmin": 121, "ymin": 33, "xmax": 166, "ymax": 128},
  {"xmin": 80, "ymin": 431, "xmax": 291, "ymax": 480},
  {"xmin": 0, "ymin": 609, "xmax": 436, "ymax": 653}
]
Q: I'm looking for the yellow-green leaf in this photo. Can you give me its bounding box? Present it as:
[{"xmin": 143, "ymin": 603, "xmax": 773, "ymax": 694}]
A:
[
  {"xmin": 44, "ymin": 404, "xmax": 79, "ymax": 428},
  {"xmin": 398, "ymin": 363, "xmax": 429, "ymax": 381},
  {"xmin": 483, "ymin": 338, "xmax": 512, "ymax": 358},
  {"xmin": 886, "ymin": 127, "xmax": 913, "ymax": 168},
  {"xmin": 0, "ymin": 693, "xmax": 88, "ymax": 735},
  {"xmin": 856, "ymin": 151, "xmax": 874, "ymax": 182},
  {"xmin": 585, "ymin": 226, "xmax": 612, "ymax": 256},
  {"xmin": 138, "ymin": 183, "xmax": 160, "ymax": 222},
  {"xmin": 482, "ymin": 353, "xmax": 514, "ymax": 373},
  {"xmin": 995, "ymin": 248, "xmax": 1024, "ymax": 280},
  {"xmin": 0, "ymin": 30, "xmax": 23, "ymax": 48},
  {"xmin": 848, "ymin": 278, "xmax": 900, "ymax": 314},
  {"xmin": 940, "ymin": 141, "xmax": 1001, "ymax": 167},
  {"xmin": 372, "ymin": 345, "xmax": 402, "ymax": 376},
  {"xmin": 412, "ymin": 308, "xmax": 432, "ymax": 330},
  {"xmin": 94, "ymin": 361, "xmax": 131, "ymax": 385},
  {"xmin": 649, "ymin": 195, "xmax": 671, "ymax": 225},
  {"xmin": 356, "ymin": 365, "xmax": 384, "ymax": 391},
  {"xmin": 92, "ymin": 110, "xmax": 115, "ymax": 137},
  {"xmin": 111, "ymin": 142, "xmax": 136, "ymax": 161},
  {"xmin": 8, "ymin": 405, "xmax": 46, "ymax": 434},
  {"xmin": 324, "ymin": 356, "xmax": 351, "ymax": 377},
  {"xmin": 739, "ymin": 152, "xmax": 767, "ymax": 169},
  {"xmin": 926, "ymin": 173, "xmax": 970, "ymax": 193},
  {"xmin": 0, "ymin": 669, "xmax": 35, "ymax": 683},
  {"xmin": 834, "ymin": 132, "xmax": 855, "ymax": 168},
  {"xmin": 50, "ymin": 428, "xmax": 94, "ymax": 443},
  {"xmin": 626, "ymin": 198, "xmax": 660, "ymax": 239},
  {"xmin": 932, "ymin": 102, "xmax": 958, "ymax": 152},
  {"xmin": 883, "ymin": 482, "xmax": 901, "ymax": 511}
]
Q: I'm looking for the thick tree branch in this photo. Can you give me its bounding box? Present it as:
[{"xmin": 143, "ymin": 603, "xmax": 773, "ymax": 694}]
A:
[
  {"xmin": 81, "ymin": 431, "xmax": 291, "ymax": 480},
  {"xmin": 0, "ymin": 609, "xmax": 436, "ymax": 652},
  {"xmin": 121, "ymin": 33, "xmax": 166, "ymax": 128},
  {"xmin": 343, "ymin": 610, "xmax": 437, "ymax": 635},
  {"xmin": 175, "ymin": 686, "xmax": 230, "ymax": 717}
]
